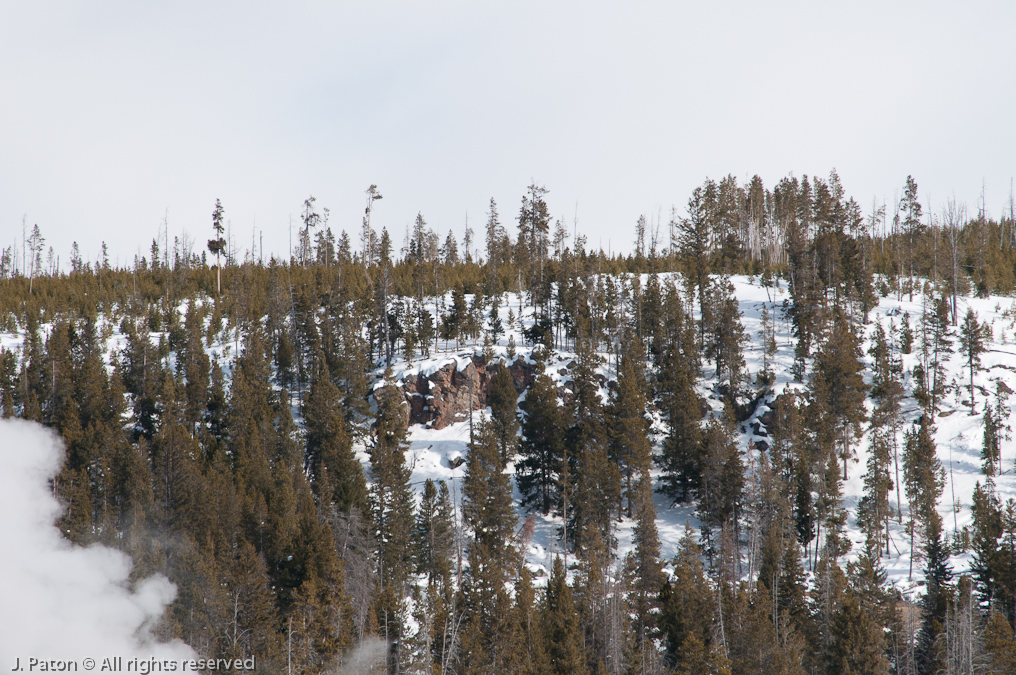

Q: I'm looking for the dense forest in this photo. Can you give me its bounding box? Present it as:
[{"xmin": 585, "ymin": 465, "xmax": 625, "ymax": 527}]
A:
[{"xmin": 3, "ymin": 171, "xmax": 1016, "ymax": 674}]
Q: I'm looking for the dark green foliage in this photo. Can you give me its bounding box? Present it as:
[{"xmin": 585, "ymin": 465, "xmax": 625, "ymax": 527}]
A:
[
  {"xmin": 811, "ymin": 310, "xmax": 868, "ymax": 480},
  {"xmin": 542, "ymin": 557, "xmax": 587, "ymax": 675},
  {"xmin": 10, "ymin": 171, "xmax": 1016, "ymax": 673},
  {"xmin": 415, "ymin": 479, "xmax": 455, "ymax": 588},
  {"xmin": 656, "ymin": 292, "xmax": 704, "ymax": 504},
  {"xmin": 959, "ymin": 307, "xmax": 986, "ymax": 414},
  {"xmin": 660, "ymin": 525, "xmax": 715, "ymax": 669},
  {"xmin": 369, "ymin": 369, "xmax": 415, "ymax": 661},
  {"xmin": 704, "ymin": 277, "xmax": 748, "ymax": 397},
  {"xmin": 698, "ymin": 410, "xmax": 744, "ymax": 533},
  {"xmin": 517, "ymin": 368, "xmax": 566, "ymax": 514},
  {"xmin": 488, "ymin": 361, "xmax": 520, "ymax": 463},
  {"xmin": 460, "ymin": 419, "xmax": 519, "ymax": 671},
  {"xmin": 608, "ymin": 328, "xmax": 653, "ymax": 518},
  {"xmin": 303, "ymin": 358, "xmax": 367, "ymax": 514}
]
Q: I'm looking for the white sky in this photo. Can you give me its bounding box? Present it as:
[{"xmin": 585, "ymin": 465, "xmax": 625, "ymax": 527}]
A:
[{"xmin": 2, "ymin": 2, "xmax": 1015, "ymax": 267}]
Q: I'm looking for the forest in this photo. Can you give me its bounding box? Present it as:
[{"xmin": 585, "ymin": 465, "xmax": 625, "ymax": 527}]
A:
[{"xmin": 3, "ymin": 171, "xmax": 1016, "ymax": 674}]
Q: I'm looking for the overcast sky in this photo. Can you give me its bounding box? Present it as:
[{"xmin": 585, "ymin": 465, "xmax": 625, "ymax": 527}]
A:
[{"xmin": 2, "ymin": 2, "xmax": 1015, "ymax": 268}]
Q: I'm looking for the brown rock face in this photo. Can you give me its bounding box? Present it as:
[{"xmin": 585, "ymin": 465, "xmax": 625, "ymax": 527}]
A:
[{"xmin": 397, "ymin": 357, "xmax": 537, "ymax": 429}]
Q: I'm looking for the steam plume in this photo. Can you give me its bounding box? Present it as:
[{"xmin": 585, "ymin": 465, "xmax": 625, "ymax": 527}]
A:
[{"xmin": 0, "ymin": 419, "xmax": 194, "ymax": 661}]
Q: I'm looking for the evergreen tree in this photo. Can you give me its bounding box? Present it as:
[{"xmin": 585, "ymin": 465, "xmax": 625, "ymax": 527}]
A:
[
  {"xmin": 811, "ymin": 311, "xmax": 868, "ymax": 480},
  {"xmin": 704, "ymin": 278, "xmax": 748, "ymax": 398},
  {"xmin": 460, "ymin": 418, "xmax": 519, "ymax": 671},
  {"xmin": 660, "ymin": 525, "xmax": 716, "ymax": 670},
  {"xmin": 698, "ymin": 410, "xmax": 744, "ymax": 541},
  {"xmin": 657, "ymin": 319, "xmax": 704, "ymax": 504},
  {"xmin": 208, "ymin": 198, "xmax": 226, "ymax": 294},
  {"xmin": 959, "ymin": 307, "xmax": 986, "ymax": 415},
  {"xmin": 984, "ymin": 609, "xmax": 1016, "ymax": 675},
  {"xmin": 543, "ymin": 557, "xmax": 588, "ymax": 675},
  {"xmin": 827, "ymin": 593, "xmax": 890, "ymax": 675},
  {"xmin": 567, "ymin": 332, "xmax": 618, "ymax": 556},
  {"xmin": 303, "ymin": 358, "xmax": 367, "ymax": 514},
  {"xmin": 679, "ymin": 181, "xmax": 715, "ymax": 344},
  {"xmin": 415, "ymin": 479, "xmax": 454, "ymax": 589},
  {"xmin": 608, "ymin": 328, "xmax": 653, "ymax": 518},
  {"xmin": 369, "ymin": 368, "xmax": 415, "ymax": 670},
  {"xmin": 903, "ymin": 417, "xmax": 944, "ymax": 581},
  {"xmin": 517, "ymin": 368, "xmax": 566, "ymax": 514},
  {"xmin": 487, "ymin": 361, "xmax": 520, "ymax": 464}
]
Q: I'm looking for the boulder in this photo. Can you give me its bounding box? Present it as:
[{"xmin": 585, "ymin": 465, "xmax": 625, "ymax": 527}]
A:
[{"xmin": 400, "ymin": 357, "xmax": 537, "ymax": 429}]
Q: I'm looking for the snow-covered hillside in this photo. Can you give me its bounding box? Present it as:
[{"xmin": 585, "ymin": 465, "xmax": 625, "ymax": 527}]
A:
[
  {"xmin": 359, "ymin": 275, "xmax": 1016, "ymax": 599},
  {"xmin": 3, "ymin": 275, "xmax": 1014, "ymax": 601}
]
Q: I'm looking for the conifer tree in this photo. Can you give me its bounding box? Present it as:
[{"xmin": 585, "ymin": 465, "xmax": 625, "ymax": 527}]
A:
[
  {"xmin": 609, "ymin": 328, "xmax": 653, "ymax": 518},
  {"xmin": 660, "ymin": 525, "xmax": 716, "ymax": 670},
  {"xmin": 517, "ymin": 367, "xmax": 566, "ymax": 514},
  {"xmin": 487, "ymin": 361, "xmax": 520, "ymax": 464},
  {"xmin": 679, "ymin": 182, "xmax": 715, "ymax": 344},
  {"xmin": 369, "ymin": 368, "xmax": 415, "ymax": 670},
  {"xmin": 903, "ymin": 417, "xmax": 944, "ymax": 581},
  {"xmin": 858, "ymin": 425, "xmax": 894, "ymax": 555},
  {"xmin": 811, "ymin": 311, "xmax": 868, "ymax": 480},
  {"xmin": 827, "ymin": 593, "xmax": 890, "ymax": 675},
  {"xmin": 415, "ymin": 479, "xmax": 455, "ymax": 589},
  {"xmin": 509, "ymin": 567, "xmax": 546, "ymax": 675},
  {"xmin": 460, "ymin": 418, "xmax": 519, "ymax": 671},
  {"xmin": 920, "ymin": 296, "xmax": 953, "ymax": 418},
  {"xmin": 208, "ymin": 198, "xmax": 226, "ymax": 295},
  {"xmin": 959, "ymin": 307, "xmax": 986, "ymax": 415},
  {"xmin": 567, "ymin": 331, "xmax": 618, "ymax": 557},
  {"xmin": 543, "ymin": 556, "xmax": 588, "ymax": 675},
  {"xmin": 657, "ymin": 325, "xmax": 704, "ymax": 503},
  {"xmin": 698, "ymin": 410, "xmax": 744, "ymax": 543},
  {"xmin": 304, "ymin": 358, "xmax": 367, "ymax": 514},
  {"xmin": 628, "ymin": 472, "xmax": 664, "ymax": 656},
  {"xmin": 982, "ymin": 405, "xmax": 1003, "ymax": 477},
  {"xmin": 704, "ymin": 278, "xmax": 748, "ymax": 398},
  {"xmin": 983, "ymin": 609, "xmax": 1016, "ymax": 675}
]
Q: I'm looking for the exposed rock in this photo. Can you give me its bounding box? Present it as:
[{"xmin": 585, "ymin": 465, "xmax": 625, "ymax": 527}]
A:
[{"xmin": 400, "ymin": 357, "xmax": 537, "ymax": 429}]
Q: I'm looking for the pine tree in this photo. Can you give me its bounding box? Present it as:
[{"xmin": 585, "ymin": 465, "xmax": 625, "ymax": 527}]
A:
[
  {"xmin": 487, "ymin": 361, "xmax": 520, "ymax": 464},
  {"xmin": 679, "ymin": 182, "xmax": 715, "ymax": 344},
  {"xmin": 567, "ymin": 332, "xmax": 618, "ymax": 556},
  {"xmin": 959, "ymin": 307, "xmax": 986, "ymax": 415},
  {"xmin": 369, "ymin": 368, "xmax": 415, "ymax": 669},
  {"xmin": 827, "ymin": 593, "xmax": 890, "ymax": 675},
  {"xmin": 517, "ymin": 368, "xmax": 566, "ymax": 514},
  {"xmin": 658, "ymin": 334, "xmax": 704, "ymax": 504},
  {"xmin": 208, "ymin": 198, "xmax": 226, "ymax": 295},
  {"xmin": 982, "ymin": 405, "xmax": 1002, "ymax": 476},
  {"xmin": 460, "ymin": 418, "xmax": 519, "ymax": 671},
  {"xmin": 609, "ymin": 328, "xmax": 653, "ymax": 518},
  {"xmin": 303, "ymin": 358, "xmax": 367, "ymax": 514},
  {"xmin": 415, "ymin": 479, "xmax": 455, "ymax": 589},
  {"xmin": 984, "ymin": 609, "xmax": 1016, "ymax": 675},
  {"xmin": 704, "ymin": 278, "xmax": 748, "ymax": 398},
  {"xmin": 903, "ymin": 417, "xmax": 944, "ymax": 581},
  {"xmin": 920, "ymin": 296, "xmax": 953, "ymax": 418},
  {"xmin": 543, "ymin": 557, "xmax": 588, "ymax": 675},
  {"xmin": 698, "ymin": 410, "xmax": 744, "ymax": 540},
  {"xmin": 660, "ymin": 525, "xmax": 715, "ymax": 669},
  {"xmin": 811, "ymin": 311, "xmax": 868, "ymax": 480},
  {"xmin": 858, "ymin": 425, "xmax": 894, "ymax": 556}
]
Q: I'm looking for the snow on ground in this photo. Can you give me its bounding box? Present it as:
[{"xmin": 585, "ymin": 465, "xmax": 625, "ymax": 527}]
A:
[
  {"xmin": 4, "ymin": 275, "xmax": 1016, "ymax": 596},
  {"xmin": 378, "ymin": 276, "xmax": 1016, "ymax": 593}
]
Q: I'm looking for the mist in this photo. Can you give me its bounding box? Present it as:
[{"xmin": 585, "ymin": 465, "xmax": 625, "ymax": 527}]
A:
[{"xmin": 0, "ymin": 419, "xmax": 194, "ymax": 662}]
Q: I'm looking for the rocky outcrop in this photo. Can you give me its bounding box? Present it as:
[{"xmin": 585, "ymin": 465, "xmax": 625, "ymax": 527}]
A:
[{"xmin": 391, "ymin": 357, "xmax": 537, "ymax": 430}]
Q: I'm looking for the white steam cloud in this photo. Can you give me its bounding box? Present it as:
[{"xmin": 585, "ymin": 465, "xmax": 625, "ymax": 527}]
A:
[{"xmin": 0, "ymin": 419, "xmax": 194, "ymax": 663}]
